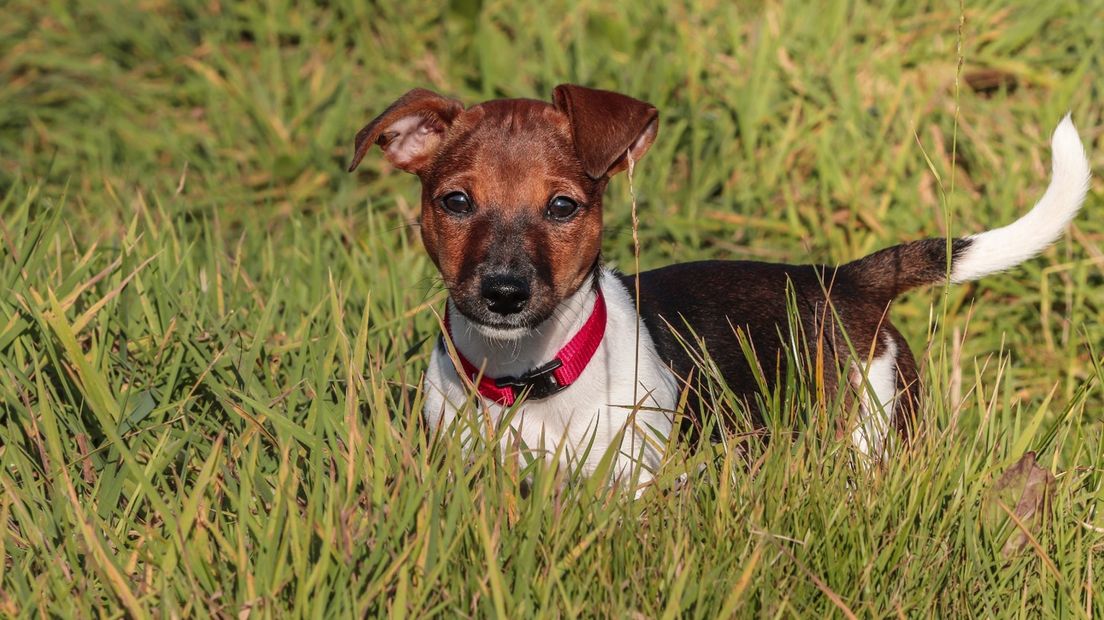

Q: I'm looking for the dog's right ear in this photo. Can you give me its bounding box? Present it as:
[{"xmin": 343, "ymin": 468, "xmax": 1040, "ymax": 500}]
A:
[{"xmin": 347, "ymin": 89, "xmax": 464, "ymax": 174}]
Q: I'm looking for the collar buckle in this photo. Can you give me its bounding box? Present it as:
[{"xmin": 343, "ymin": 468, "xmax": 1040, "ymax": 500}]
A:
[{"xmin": 494, "ymin": 358, "xmax": 565, "ymax": 401}]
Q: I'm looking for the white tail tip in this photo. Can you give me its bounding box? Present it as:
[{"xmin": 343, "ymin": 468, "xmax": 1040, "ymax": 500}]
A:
[{"xmin": 951, "ymin": 114, "xmax": 1091, "ymax": 283}]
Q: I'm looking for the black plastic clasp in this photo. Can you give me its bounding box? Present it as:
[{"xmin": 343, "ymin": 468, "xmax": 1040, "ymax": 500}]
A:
[{"xmin": 494, "ymin": 358, "xmax": 566, "ymax": 402}]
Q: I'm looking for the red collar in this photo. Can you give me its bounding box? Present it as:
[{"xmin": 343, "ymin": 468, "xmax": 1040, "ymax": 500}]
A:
[{"xmin": 443, "ymin": 290, "xmax": 607, "ymax": 406}]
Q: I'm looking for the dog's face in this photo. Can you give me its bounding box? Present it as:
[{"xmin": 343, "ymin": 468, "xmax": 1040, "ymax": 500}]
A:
[{"xmin": 349, "ymin": 85, "xmax": 658, "ymax": 334}]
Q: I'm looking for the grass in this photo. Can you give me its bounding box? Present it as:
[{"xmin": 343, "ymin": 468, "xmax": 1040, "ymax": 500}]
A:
[{"xmin": 2, "ymin": 0, "xmax": 1104, "ymax": 616}]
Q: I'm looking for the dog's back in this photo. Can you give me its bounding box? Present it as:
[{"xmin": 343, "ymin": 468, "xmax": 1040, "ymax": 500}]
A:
[{"xmin": 631, "ymin": 117, "xmax": 1090, "ymax": 446}]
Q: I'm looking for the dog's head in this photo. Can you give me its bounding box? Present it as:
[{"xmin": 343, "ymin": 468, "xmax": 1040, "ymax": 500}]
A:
[{"xmin": 348, "ymin": 85, "xmax": 658, "ymax": 335}]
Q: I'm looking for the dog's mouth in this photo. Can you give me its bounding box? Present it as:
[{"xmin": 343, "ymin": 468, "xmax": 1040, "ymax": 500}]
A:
[{"xmin": 448, "ymin": 297, "xmax": 553, "ymax": 340}]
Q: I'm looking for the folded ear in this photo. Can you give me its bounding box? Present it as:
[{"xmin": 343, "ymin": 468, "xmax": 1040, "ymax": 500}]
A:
[
  {"xmin": 552, "ymin": 84, "xmax": 659, "ymax": 180},
  {"xmin": 348, "ymin": 88, "xmax": 464, "ymax": 174}
]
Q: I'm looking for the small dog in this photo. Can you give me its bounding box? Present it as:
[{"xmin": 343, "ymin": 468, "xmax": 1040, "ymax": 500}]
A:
[{"xmin": 349, "ymin": 85, "xmax": 1090, "ymax": 487}]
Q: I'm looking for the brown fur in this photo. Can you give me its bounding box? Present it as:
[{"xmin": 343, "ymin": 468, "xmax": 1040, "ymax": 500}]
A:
[{"xmin": 350, "ymin": 86, "xmax": 655, "ymax": 331}]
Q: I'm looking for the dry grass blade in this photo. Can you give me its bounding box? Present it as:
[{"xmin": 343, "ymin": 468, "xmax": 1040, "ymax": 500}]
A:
[{"xmin": 774, "ymin": 540, "xmax": 858, "ymax": 620}]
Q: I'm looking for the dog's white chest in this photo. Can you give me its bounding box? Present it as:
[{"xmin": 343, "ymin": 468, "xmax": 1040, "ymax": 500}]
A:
[{"xmin": 422, "ymin": 270, "xmax": 679, "ymax": 486}]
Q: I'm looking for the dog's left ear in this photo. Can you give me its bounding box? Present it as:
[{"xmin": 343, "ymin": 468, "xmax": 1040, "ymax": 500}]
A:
[{"xmin": 552, "ymin": 84, "xmax": 659, "ymax": 180}]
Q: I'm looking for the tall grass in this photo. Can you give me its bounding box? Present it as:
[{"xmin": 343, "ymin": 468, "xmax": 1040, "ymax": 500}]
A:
[{"xmin": 1, "ymin": 0, "xmax": 1102, "ymax": 616}]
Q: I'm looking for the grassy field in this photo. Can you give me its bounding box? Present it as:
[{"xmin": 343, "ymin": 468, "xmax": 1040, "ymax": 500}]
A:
[{"xmin": 2, "ymin": 0, "xmax": 1104, "ymax": 616}]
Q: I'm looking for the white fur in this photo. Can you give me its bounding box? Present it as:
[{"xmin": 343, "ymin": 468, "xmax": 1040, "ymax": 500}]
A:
[
  {"xmin": 423, "ymin": 268, "xmax": 680, "ymax": 491},
  {"xmin": 951, "ymin": 115, "xmax": 1091, "ymax": 283},
  {"xmin": 850, "ymin": 336, "xmax": 899, "ymax": 459}
]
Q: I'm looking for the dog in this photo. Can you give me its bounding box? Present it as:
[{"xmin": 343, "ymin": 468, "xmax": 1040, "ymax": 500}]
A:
[{"xmin": 348, "ymin": 85, "xmax": 1090, "ymax": 488}]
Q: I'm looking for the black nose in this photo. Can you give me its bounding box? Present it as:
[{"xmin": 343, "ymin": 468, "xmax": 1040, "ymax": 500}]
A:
[{"xmin": 480, "ymin": 274, "xmax": 530, "ymax": 315}]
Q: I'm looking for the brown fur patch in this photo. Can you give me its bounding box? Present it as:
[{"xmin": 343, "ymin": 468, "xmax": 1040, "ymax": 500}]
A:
[{"xmin": 841, "ymin": 237, "xmax": 973, "ymax": 301}]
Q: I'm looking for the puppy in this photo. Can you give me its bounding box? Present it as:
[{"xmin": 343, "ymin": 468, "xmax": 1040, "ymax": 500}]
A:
[{"xmin": 349, "ymin": 85, "xmax": 1090, "ymax": 487}]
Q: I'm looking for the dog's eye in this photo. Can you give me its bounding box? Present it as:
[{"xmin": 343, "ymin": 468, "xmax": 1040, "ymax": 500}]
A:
[
  {"xmin": 546, "ymin": 196, "xmax": 580, "ymax": 221},
  {"xmin": 440, "ymin": 192, "xmax": 473, "ymax": 215}
]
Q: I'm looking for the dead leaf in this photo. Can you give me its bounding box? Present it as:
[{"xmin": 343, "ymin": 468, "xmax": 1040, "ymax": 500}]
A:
[
  {"xmin": 987, "ymin": 451, "xmax": 1056, "ymax": 557},
  {"xmin": 964, "ymin": 68, "xmax": 1018, "ymax": 96}
]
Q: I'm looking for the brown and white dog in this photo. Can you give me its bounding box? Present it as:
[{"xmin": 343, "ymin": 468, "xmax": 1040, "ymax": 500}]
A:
[{"xmin": 348, "ymin": 85, "xmax": 1090, "ymax": 488}]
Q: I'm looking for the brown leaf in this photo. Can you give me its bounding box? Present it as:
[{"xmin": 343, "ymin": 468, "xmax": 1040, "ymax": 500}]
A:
[
  {"xmin": 964, "ymin": 68, "xmax": 1019, "ymax": 96},
  {"xmin": 987, "ymin": 451, "xmax": 1056, "ymax": 557}
]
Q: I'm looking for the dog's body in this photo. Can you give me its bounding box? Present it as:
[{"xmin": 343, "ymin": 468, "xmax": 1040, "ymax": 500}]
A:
[{"xmin": 350, "ymin": 85, "xmax": 1090, "ymax": 487}]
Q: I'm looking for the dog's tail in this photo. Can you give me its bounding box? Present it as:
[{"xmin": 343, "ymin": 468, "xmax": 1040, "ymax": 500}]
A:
[{"xmin": 841, "ymin": 115, "xmax": 1090, "ymax": 303}]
